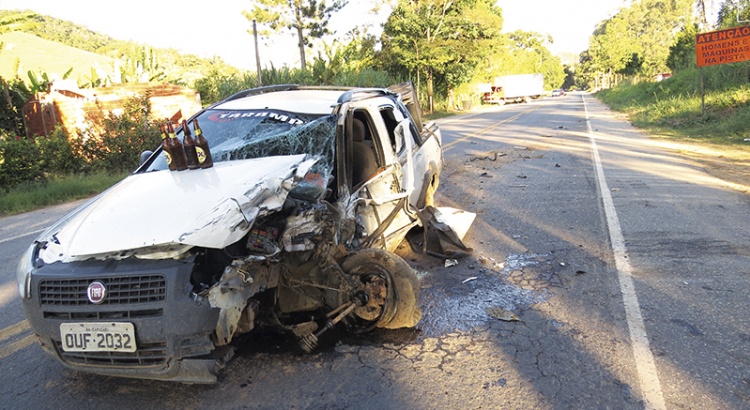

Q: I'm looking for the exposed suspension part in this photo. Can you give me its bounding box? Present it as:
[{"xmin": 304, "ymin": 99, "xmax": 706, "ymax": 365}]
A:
[{"xmin": 298, "ymin": 290, "xmax": 368, "ymax": 353}]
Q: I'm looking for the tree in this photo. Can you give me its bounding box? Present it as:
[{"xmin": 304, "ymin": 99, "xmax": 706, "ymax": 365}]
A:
[
  {"xmin": 507, "ymin": 31, "xmax": 566, "ymax": 88},
  {"xmin": 581, "ymin": 0, "xmax": 697, "ymax": 86},
  {"xmin": 667, "ymin": 24, "xmax": 699, "ymax": 71},
  {"xmin": 718, "ymin": 0, "xmax": 750, "ymax": 27},
  {"xmin": 380, "ymin": 0, "xmax": 504, "ymax": 111},
  {"xmin": 244, "ymin": 0, "xmax": 348, "ymax": 70}
]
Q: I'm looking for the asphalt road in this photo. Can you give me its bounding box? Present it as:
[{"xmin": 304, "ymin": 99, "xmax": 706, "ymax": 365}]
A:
[{"xmin": 1, "ymin": 94, "xmax": 748, "ymax": 409}]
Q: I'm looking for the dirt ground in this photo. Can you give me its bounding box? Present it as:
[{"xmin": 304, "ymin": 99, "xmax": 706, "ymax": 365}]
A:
[
  {"xmin": 601, "ymin": 105, "xmax": 750, "ymax": 194},
  {"xmin": 662, "ymin": 140, "xmax": 750, "ymax": 193}
]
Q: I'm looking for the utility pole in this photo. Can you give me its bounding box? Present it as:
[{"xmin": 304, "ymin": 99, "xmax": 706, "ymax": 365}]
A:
[{"xmin": 253, "ymin": 20, "xmax": 262, "ymax": 87}]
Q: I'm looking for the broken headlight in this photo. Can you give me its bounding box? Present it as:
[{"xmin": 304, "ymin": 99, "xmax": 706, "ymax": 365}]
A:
[{"xmin": 16, "ymin": 243, "xmax": 36, "ymax": 299}]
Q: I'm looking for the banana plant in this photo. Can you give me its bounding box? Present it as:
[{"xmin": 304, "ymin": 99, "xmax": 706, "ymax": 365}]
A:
[{"xmin": 26, "ymin": 67, "xmax": 73, "ymax": 94}]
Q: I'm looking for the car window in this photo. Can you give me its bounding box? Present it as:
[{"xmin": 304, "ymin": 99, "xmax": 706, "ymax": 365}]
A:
[
  {"xmin": 147, "ymin": 109, "xmax": 336, "ymax": 169},
  {"xmin": 145, "ymin": 109, "xmax": 337, "ymax": 199},
  {"xmin": 395, "ymin": 103, "xmax": 423, "ymax": 146},
  {"xmin": 379, "ymin": 106, "xmax": 403, "ymax": 155}
]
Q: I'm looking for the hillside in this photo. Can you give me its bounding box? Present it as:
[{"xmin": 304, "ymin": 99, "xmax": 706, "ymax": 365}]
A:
[
  {"xmin": 0, "ymin": 31, "xmax": 114, "ymax": 82},
  {"xmin": 0, "ymin": 10, "xmax": 240, "ymax": 87},
  {"xmin": 3, "ymin": 10, "xmax": 237, "ymax": 78}
]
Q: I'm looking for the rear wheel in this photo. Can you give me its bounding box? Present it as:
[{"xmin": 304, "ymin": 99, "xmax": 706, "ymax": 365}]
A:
[{"xmin": 340, "ymin": 248, "xmax": 422, "ymax": 331}]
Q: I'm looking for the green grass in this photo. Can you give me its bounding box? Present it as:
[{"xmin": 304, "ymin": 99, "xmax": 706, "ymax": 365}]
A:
[
  {"xmin": 425, "ymin": 110, "xmax": 457, "ymax": 121},
  {"xmin": 0, "ymin": 172, "xmax": 127, "ymax": 216},
  {"xmin": 597, "ymin": 66, "xmax": 750, "ymax": 145}
]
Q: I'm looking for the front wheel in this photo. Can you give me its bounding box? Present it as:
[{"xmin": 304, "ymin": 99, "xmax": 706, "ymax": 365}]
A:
[{"xmin": 340, "ymin": 248, "xmax": 422, "ymax": 331}]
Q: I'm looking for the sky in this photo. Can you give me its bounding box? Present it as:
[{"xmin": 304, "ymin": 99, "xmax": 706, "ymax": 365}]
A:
[
  {"xmin": 0, "ymin": 0, "xmax": 679, "ymax": 70},
  {"xmin": 495, "ymin": 0, "xmax": 628, "ymax": 57}
]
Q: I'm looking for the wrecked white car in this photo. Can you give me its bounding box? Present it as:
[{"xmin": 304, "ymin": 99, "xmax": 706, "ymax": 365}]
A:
[{"xmin": 16, "ymin": 84, "xmax": 446, "ymax": 383}]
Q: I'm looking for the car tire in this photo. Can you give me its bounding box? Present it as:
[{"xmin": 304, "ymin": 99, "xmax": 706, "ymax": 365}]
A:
[{"xmin": 340, "ymin": 248, "xmax": 422, "ymax": 331}]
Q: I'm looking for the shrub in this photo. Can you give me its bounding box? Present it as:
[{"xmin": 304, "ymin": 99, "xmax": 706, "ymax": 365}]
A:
[
  {"xmin": 36, "ymin": 127, "xmax": 84, "ymax": 175},
  {"xmin": 0, "ymin": 132, "xmax": 44, "ymax": 190},
  {"xmin": 76, "ymin": 93, "xmax": 162, "ymax": 173}
]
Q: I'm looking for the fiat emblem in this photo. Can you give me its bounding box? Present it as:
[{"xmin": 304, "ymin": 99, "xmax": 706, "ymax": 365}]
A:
[{"xmin": 87, "ymin": 281, "xmax": 106, "ymax": 304}]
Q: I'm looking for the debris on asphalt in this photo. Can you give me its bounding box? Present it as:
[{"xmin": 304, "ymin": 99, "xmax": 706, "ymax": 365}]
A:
[
  {"xmin": 445, "ymin": 259, "xmax": 459, "ymax": 267},
  {"xmin": 421, "ymin": 206, "xmax": 475, "ymax": 259},
  {"xmin": 494, "ymin": 262, "xmax": 505, "ymax": 270},
  {"xmin": 516, "ymin": 174, "xmax": 527, "ymax": 179},
  {"xmin": 510, "ymin": 184, "xmax": 528, "ymax": 188},
  {"xmin": 486, "ymin": 307, "xmax": 521, "ymax": 322},
  {"xmin": 575, "ymin": 270, "xmax": 587, "ymax": 275},
  {"xmin": 462, "ymin": 276, "xmax": 478, "ymax": 284},
  {"xmin": 415, "ymin": 270, "xmax": 432, "ymax": 279},
  {"xmin": 469, "ymin": 151, "xmax": 504, "ymax": 162},
  {"xmin": 480, "ymin": 172, "xmax": 492, "ymax": 178}
]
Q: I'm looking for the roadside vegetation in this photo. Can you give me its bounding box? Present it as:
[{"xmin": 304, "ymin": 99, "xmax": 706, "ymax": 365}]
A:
[
  {"xmin": 597, "ymin": 65, "xmax": 750, "ymax": 145},
  {"xmin": 592, "ymin": 1, "xmax": 750, "ymax": 147},
  {"xmin": 0, "ymin": 172, "xmax": 126, "ymax": 215}
]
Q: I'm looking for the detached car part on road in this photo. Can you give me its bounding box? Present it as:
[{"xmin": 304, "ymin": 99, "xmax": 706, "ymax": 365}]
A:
[{"xmin": 16, "ymin": 84, "xmax": 445, "ymax": 383}]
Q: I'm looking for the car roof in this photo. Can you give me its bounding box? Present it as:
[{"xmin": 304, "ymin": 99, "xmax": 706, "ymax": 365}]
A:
[{"xmin": 213, "ymin": 89, "xmax": 346, "ymax": 115}]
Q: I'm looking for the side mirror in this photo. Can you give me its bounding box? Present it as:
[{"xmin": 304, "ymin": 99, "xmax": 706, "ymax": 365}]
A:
[{"xmin": 139, "ymin": 150, "xmax": 153, "ymax": 166}]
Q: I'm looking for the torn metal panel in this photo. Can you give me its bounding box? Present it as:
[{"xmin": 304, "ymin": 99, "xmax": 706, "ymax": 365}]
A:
[
  {"xmin": 419, "ymin": 206, "xmax": 476, "ymax": 258},
  {"xmin": 208, "ymin": 266, "xmax": 255, "ymax": 346},
  {"xmin": 208, "ymin": 260, "xmax": 279, "ymax": 345},
  {"xmin": 432, "ymin": 206, "xmax": 475, "ymax": 240}
]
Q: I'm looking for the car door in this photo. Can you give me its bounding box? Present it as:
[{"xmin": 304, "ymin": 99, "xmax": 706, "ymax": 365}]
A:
[{"xmin": 347, "ymin": 107, "xmax": 417, "ymax": 252}]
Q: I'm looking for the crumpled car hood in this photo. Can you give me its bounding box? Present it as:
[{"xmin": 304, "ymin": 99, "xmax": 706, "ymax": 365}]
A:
[{"xmin": 38, "ymin": 155, "xmax": 318, "ymax": 263}]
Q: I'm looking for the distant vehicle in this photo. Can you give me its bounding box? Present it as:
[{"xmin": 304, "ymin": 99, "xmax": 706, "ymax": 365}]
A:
[
  {"xmin": 551, "ymin": 89, "xmax": 565, "ymax": 97},
  {"xmin": 480, "ymin": 74, "xmax": 545, "ymax": 105}
]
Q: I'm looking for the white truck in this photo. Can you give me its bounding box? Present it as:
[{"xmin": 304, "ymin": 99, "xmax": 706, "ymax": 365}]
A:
[{"xmin": 480, "ymin": 73, "xmax": 544, "ymax": 105}]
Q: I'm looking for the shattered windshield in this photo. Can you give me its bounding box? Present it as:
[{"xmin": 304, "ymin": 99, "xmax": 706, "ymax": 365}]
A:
[{"xmin": 147, "ymin": 109, "xmax": 337, "ymax": 176}]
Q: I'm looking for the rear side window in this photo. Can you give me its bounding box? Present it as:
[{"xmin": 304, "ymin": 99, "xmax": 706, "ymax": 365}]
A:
[{"xmin": 395, "ymin": 103, "xmax": 423, "ymax": 146}]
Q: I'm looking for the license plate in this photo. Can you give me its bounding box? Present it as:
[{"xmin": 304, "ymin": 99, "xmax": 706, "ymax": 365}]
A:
[{"xmin": 60, "ymin": 322, "xmax": 136, "ymax": 352}]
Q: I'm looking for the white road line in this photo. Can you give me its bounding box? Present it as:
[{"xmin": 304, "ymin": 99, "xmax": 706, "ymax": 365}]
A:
[
  {"xmin": 582, "ymin": 95, "xmax": 666, "ymax": 410},
  {"xmin": 0, "ymin": 229, "xmax": 45, "ymax": 245}
]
